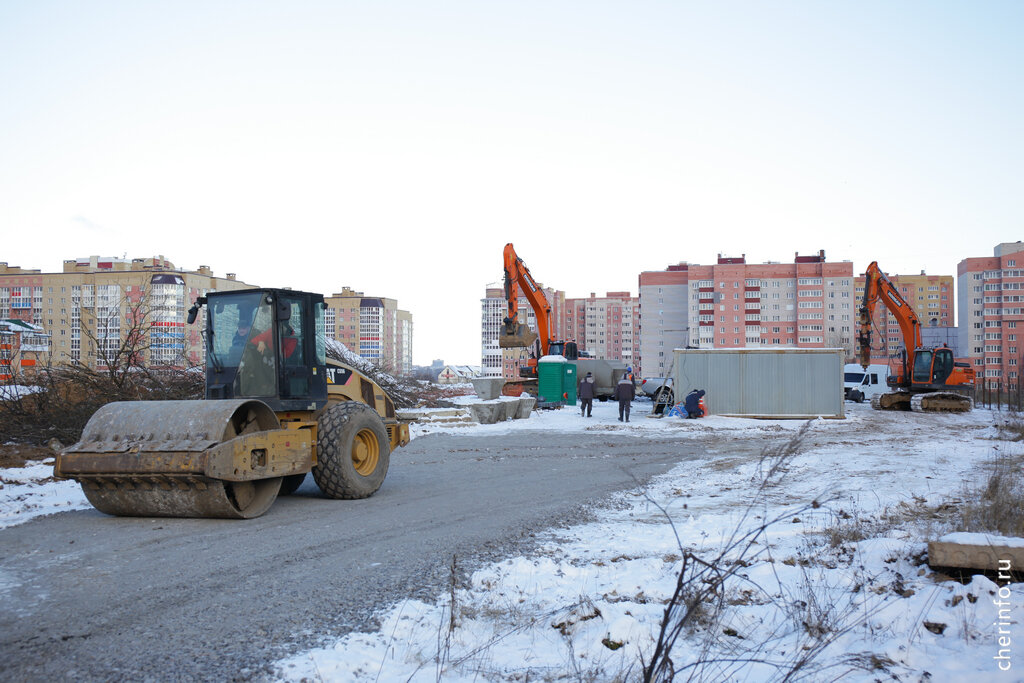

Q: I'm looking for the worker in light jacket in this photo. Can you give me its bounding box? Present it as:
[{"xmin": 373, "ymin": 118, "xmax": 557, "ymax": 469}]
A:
[
  {"xmin": 614, "ymin": 372, "xmax": 635, "ymax": 422},
  {"xmin": 578, "ymin": 371, "xmax": 596, "ymax": 417}
]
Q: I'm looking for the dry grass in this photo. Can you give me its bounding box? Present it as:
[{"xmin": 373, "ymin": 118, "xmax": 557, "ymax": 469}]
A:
[{"xmin": 957, "ymin": 450, "xmax": 1024, "ymax": 537}]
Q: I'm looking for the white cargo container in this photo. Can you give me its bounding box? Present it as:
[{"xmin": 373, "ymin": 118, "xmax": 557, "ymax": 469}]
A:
[{"xmin": 672, "ymin": 348, "xmax": 844, "ymax": 418}]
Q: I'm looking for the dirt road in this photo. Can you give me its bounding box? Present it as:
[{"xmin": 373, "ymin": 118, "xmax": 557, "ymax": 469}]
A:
[{"xmin": 0, "ymin": 427, "xmax": 703, "ymax": 682}]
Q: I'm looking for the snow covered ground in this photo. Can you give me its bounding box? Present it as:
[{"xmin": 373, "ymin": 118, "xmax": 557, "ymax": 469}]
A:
[{"xmin": 3, "ymin": 400, "xmax": 1022, "ymax": 681}]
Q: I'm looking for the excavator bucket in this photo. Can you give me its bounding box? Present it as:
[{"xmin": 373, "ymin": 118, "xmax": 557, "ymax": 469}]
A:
[
  {"xmin": 54, "ymin": 399, "xmax": 312, "ymax": 518},
  {"xmin": 498, "ymin": 323, "xmax": 538, "ymax": 349}
]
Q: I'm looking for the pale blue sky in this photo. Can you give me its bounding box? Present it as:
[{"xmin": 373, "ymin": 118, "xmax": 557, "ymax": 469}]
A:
[{"xmin": 1, "ymin": 1, "xmax": 1021, "ymax": 365}]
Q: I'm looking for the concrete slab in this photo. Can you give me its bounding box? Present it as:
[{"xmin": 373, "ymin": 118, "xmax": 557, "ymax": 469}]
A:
[
  {"xmin": 928, "ymin": 533, "xmax": 1024, "ymax": 572},
  {"xmin": 396, "ymin": 408, "xmax": 477, "ymax": 426}
]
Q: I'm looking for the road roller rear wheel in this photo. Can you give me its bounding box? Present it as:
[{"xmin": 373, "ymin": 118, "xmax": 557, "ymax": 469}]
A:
[{"xmin": 313, "ymin": 401, "xmax": 390, "ymax": 499}]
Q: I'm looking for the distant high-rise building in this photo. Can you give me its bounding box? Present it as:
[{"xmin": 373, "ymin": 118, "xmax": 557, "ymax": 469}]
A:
[
  {"xmin": 323, "ymin": 287, "xmax": 413, "ymax": 376},
  {"xmin": 480, "ymin": 284, "xmax": 565, "ymax": 379},
  {"xmin": 638, "ymin": 252, "xmax": 855, "ymax": 377},
  {"xmin": 957, "ymin": 241, "xmax": 1024, "ymax": 384}
]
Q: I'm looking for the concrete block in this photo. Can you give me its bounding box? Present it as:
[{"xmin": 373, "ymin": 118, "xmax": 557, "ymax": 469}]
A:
[
  {"xmin": 499, "ymin": 400, "xmax": 519, "ymax": 421},
  {"xmin": 468, "ymin": 402, "xmax": 504, "ymax": 424},
  {"xmin": 515, "ymin": 397, "xmax": 536, "ymax": 418},
  {"xmin": 471, "ymin": 377, "xmax": 506, "ymax": 401}
]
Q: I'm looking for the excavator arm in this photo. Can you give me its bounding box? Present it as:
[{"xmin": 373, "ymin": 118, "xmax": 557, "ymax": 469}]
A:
[
  {"xmin": 500, "ymin": 243, "xmax": 552, "ymax": 355},
  {"xmin": 857, "ymin": 261, "xmax": 922, "ymax": 371}
]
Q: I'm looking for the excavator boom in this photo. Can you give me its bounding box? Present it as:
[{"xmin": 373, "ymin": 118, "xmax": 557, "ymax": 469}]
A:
[{"xmin": 499, "ymin": 243, "xmax": 549, "ymax": 353}]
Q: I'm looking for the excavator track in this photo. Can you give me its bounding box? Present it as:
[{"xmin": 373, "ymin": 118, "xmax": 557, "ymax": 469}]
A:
[
  {"xmin": 909, "ymin": 392, "xmax": 973, "ymax": 413},
  {"xmin": 55, "ymin": 399, "xmax": 299, "ymax": 518},
  {"xmin": 870, "ymin": 391, "xmax": 912, "ymax": 411}
]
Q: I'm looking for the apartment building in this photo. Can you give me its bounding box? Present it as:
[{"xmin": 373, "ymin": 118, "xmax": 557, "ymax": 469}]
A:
[
  {"xmin": 0, "ymin": 319, "xmax": 50, "ymax": 380},
  {"xmin": 0, "ymin": 256, "xmax": 253, "ymax": 371},
  {"xmin": 324, "ymin": 287, "xmax": 413, "ymax": 377},
  {"xmin": 563, "ymin": 292, "xmax": 640, "ymax": 366},
  {"xmin": 638, "ymin": 252, "xmax": 855, "ymax": 377},
  {"xmin": 854, "ymin": 271, "xmax": 955, "ymax": 363},
  {"xmin": 637, "ymin": 265, "xmax": 690, "ymax": 379},
  {"xmin": 957, "ymin": 241, "xmax": 1024, "ymax": 384},
  {"xmin": 480, "ymin": 285, "xmax": 565, "ymax": 379}
]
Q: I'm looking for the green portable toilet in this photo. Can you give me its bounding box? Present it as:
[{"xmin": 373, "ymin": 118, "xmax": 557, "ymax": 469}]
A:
[
  {"xmin": 562, "ymin": 363, "xmax": 577, "ymax": 406},
  {"xmin": 537, "ymin": 356, "xmax": 567, "ymax": 408}
]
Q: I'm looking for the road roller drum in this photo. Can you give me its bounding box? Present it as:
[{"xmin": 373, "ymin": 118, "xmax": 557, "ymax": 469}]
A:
[{"xmin": 55, "ymin": 399, "xmax": 308, "ymax": 519}]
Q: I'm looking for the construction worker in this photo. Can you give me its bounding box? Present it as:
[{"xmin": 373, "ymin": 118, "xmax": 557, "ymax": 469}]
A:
[
  {"xmin": 578, "ymin": 371, "xmax": 596, "ymax": 417},
  {"xmin": 684, "ymin": 389, "xmax": 706, "ymax": 418},
  {"xmin": 614, "ymin": 372, "xmax": 635, "ymax": 422}
]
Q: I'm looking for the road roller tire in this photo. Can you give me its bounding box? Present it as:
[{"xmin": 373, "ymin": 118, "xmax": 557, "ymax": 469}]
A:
[
  {"xmin": 313, "ymin": 401, "xmax": 390, "ymax": 499},
  {"xmin": 278, "ymin": 473, "xmax": 307, "ymax": 496}
]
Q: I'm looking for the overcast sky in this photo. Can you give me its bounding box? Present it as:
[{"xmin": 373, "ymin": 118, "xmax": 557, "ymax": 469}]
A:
[{"xmin": 2, "ymin": 1, "xmax": 1021, "ymax": 365}]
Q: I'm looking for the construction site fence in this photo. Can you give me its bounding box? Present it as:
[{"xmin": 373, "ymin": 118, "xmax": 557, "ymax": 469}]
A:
[{"xmin": 972, "ymin": 379, "xmax": 1024, "ymax": 412}]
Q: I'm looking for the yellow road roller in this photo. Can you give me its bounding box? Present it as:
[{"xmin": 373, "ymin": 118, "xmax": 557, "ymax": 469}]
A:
[{"xmin": 54, "ymin": 288, "xmax": 409, "ymax": 519}]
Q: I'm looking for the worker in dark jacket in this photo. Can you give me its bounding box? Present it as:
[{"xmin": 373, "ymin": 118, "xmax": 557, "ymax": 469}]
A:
[
  {"xmin": 578, "ymin": 371, "xmax": 596, "ymax": 417},
  {"xmin": 614, "ymin": 372, "xmax": 635, "ymax": 422},
  {"xmin": 684, "ymin": 389, "xmax": 706, "ymax": 418}
]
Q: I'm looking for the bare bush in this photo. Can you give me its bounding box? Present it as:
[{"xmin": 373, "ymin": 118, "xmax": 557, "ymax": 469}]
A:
[
  {"xmin": 642, "ymin": 423, "xmax": 883, "ymax": 683},
  {"xmin": 0, "ymin": 288, "xmax": 204, "ymax": 446},
  {"xmin": 0, "ymin": 361, "xmax": 203, "ymax": 447}
]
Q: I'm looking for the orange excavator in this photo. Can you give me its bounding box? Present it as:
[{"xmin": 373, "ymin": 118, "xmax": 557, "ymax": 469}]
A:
[
  {"xmin": 858, "ymin": 261, "xmax": 974, "ymax": 412},
  {"xmin": 499, "ymin": 243, "xmax": 578, "ymax": 379}
]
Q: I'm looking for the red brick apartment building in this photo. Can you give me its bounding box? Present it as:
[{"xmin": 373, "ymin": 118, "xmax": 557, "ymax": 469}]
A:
[
  {"xmin": 958, "ymin": 241, "xmax": 1024, "ymax": 385},
  {"xmin": 638, "ymin": 252, "xmax": 855, "ymax": 378}
]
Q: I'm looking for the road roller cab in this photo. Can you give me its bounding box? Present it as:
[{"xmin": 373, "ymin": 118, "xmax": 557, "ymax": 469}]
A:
[
  {"xmin": 196, "ymin": 289, "xmax": 328, "ymax": 412},
  {"xmin": 54, "ymin": 288, "xmax": 409, "ymax": 520}
]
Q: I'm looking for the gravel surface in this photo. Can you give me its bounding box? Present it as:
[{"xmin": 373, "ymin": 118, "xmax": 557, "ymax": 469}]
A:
[{"xmin": 0, "ymin": 429, "xmax": 701, "ymax": 682}]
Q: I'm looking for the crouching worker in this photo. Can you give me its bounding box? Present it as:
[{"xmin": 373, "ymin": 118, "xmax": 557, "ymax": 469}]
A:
[{"xmin": 684, "ymin": 389, "xmax": 706, "ymax": 418}]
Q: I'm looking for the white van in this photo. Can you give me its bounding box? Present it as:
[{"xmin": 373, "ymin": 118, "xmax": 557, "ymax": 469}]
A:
[{"xmin": 844, "ymin": 364, "xmax": 890, "ymax": 402}]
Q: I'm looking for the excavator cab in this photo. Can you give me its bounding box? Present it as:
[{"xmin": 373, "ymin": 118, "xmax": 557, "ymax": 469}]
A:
[
  {"xmin": 911, "ymin": 347, "xmax": 955, "ymax": 387},
  {"xmin": 547, "ymin": 340, "xmax": 579, "ymax": 360},
  {"xmin": 196, "ymin": 289, "xmax": 328, "ymax": 412}
]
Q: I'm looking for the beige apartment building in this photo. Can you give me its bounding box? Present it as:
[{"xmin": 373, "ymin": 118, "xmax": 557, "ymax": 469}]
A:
[
  {"xmin": 854, "ymin": 271, "xmax": 955, "ymax": 364},
  {"xmin": 0, "ymin": 256, "xmax": 253, "ymax": 372},
  {"xmin": 324, "ymin": 287, "xmax": 413, "ymax": 377}
]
